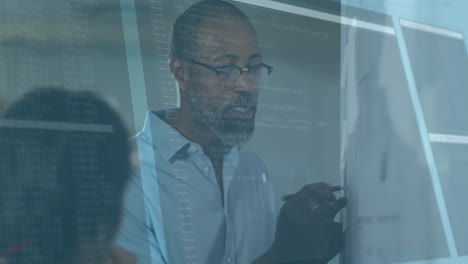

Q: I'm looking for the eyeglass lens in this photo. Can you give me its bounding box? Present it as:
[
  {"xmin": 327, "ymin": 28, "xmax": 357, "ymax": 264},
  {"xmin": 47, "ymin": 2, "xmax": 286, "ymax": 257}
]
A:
[{"xmin": 220, "ymin": 65, "xmax": 270, "ymax": 89}]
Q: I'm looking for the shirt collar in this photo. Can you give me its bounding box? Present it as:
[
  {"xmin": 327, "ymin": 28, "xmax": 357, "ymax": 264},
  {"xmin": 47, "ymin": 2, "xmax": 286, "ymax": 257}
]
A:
[
  {"xmin": 141, "ymin": 109, "xmax": 240, "ymax": 163},
  {"xmin": 142, "ymin": 109, "xmax": 194, "ymax": 163}
]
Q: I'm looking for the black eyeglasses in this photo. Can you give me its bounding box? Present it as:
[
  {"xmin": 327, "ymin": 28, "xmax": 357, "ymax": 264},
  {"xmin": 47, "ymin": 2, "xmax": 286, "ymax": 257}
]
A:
[{"xmin": 186, "ymin": 58, "xmax": 273, "ymax": 90}]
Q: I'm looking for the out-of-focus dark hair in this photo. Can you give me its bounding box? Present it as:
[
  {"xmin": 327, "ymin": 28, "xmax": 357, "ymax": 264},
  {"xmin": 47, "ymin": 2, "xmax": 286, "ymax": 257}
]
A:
[
  {"xmin": 169, "ymin": 0, "xmax": 253, "ymax": 60},
  {"xmin": 0, "ymin": 88, "xmax": 131, "ymax": 264}
]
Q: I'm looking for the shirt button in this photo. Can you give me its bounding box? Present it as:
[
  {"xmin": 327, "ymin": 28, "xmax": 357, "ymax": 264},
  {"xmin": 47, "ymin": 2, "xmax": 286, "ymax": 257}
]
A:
[
  {"xmin": 226, "ymin": 256, "xmax": 232, "ymax": 263},
  {"xmin": 204, "ymin": 166, "xmax": 210, "ymax": 173}
]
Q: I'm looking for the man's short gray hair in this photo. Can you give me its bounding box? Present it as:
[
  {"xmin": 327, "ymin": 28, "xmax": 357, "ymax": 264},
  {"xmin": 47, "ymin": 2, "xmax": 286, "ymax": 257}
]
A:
[{"xmin": 169, "ymin": 0, "xmax": 252, "ymax": 60}]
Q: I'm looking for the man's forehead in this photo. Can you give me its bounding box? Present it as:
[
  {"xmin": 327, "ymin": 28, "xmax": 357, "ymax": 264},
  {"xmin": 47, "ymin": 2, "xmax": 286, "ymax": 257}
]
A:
[
  {"xmin": 194, "ymin": 18, "xmax": 259, "ymax": 60},
  {"xmin": 213, "ymin": 53, "xmax": 263, "ymax": 63},
  {"xmin": 197, "ymin": 18, "xmax": 257, "ymax": 43}
]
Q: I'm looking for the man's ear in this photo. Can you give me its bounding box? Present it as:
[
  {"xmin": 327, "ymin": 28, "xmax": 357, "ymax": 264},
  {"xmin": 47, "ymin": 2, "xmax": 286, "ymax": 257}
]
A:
[{"xmin": 170, "ymin": 59, "xmax": 188, "ymax": 90}]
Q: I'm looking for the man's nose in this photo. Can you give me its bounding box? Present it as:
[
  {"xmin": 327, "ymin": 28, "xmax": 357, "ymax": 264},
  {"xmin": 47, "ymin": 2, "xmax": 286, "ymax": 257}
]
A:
[{"xmin": 233, "ymin": 71, "xmax": 255, "ymax": 94}]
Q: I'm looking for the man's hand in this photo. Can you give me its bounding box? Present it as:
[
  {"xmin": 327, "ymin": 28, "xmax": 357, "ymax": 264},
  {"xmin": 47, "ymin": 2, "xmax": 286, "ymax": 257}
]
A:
[{"xmin": 255, "ymin": 183, "xmax": 347, "ymax": 264}]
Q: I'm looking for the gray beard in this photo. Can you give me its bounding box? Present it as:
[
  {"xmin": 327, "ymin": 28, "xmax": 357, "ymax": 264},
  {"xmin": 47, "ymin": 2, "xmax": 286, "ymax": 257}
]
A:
[
  {"xmin": 206, "ymin": 115, "xmax": 255, "ymax": 147},
  {"xmin": 187, "ymin": 89, "xmax": 256, "ymax": 147}
]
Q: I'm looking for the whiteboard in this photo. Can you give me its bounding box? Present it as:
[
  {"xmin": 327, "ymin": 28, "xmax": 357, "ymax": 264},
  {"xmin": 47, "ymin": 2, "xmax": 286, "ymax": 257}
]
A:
[{"xmin": 342, "ymin": 9, "xmax": 468, "ymax": 264}]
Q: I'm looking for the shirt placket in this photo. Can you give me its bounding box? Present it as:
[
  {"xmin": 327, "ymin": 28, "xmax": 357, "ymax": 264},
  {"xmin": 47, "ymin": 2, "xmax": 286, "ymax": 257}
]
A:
[
  {"xmin": 171, "ymin": 160, "xmax": 199, "ymax": 263},
  {"xmin": 223, "ymin": 150, "xmax": 239, "ymax": 264},
  {"xmin": 189, "ymin": 145, "xmax": 239, "ymax": 264}
]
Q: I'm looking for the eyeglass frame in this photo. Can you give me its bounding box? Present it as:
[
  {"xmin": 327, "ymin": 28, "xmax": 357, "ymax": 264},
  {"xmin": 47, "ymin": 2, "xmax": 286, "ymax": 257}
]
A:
[{"xmin": 184, "ymin": 58, "xmax": 273, "ymax": 89}]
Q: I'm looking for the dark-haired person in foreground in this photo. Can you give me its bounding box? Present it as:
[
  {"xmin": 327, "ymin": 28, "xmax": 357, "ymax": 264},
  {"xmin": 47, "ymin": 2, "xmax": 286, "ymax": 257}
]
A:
[
  {"xmin": 116, "ymin": 1, "xmax": 346, "ymax": 263},
  {"xmin": 0, "ymin": 88, "xmax": 136, "ymax": 264}
]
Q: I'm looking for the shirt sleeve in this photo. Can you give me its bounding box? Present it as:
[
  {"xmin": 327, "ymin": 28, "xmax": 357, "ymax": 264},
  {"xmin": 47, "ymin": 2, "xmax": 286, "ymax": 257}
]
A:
[{"xmin": 114, "ymin": 175, "xmax": 166, "ymax": 264}]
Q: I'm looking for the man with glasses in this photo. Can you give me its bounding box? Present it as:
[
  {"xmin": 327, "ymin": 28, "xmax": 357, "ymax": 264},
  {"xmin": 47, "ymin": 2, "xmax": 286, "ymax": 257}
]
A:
[{"xmin": 116, "ymin": 1, "xmax": 345, "ymax": 263}]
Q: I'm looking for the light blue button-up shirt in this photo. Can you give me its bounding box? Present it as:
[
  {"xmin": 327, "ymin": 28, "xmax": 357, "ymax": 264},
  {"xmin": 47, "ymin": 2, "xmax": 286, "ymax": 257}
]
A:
[{"xmin": 115, "ymin": 110, "xmax": 278, "ymax": 264}]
